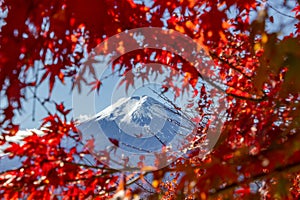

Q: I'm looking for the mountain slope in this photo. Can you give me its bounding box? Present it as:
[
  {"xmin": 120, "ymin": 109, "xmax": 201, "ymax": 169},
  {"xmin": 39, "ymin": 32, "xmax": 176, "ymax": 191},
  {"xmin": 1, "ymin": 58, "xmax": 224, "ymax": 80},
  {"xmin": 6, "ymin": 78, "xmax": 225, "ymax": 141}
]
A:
[{"xmin": 77, "ymin": 95, "xmax": 195, "ymax": 169}]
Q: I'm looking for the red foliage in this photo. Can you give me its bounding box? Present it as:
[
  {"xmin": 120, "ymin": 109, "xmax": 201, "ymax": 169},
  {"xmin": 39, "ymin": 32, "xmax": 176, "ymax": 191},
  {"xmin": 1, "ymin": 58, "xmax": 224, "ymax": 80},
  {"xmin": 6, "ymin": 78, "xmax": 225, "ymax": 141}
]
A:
[{"xmin": 0, "ymin": 0, "xmax": 300, "ymax": 199}]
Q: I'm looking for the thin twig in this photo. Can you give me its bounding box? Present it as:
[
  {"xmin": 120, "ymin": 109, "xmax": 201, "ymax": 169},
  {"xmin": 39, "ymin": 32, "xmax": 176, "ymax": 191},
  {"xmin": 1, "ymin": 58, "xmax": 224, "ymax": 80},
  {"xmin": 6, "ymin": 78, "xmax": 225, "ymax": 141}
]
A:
[
  {"xmin": 266, "ymin": 2, "xmax": 297, "ymax": 20},
  {"xmin": 202, "ymin": 75, "xmax": 268, "ymax": 102},
  {"xmin": 209, "ymin": 51, "xmax": 252, "ymax": 80},
  {"xmin": 148, "ymin": 87, "xmax": 196, "ymax": 127},
  {"xmin": 134, "ymin": 181, "xmax": 157, "ymax": 194},
  {"xmin": 31, "ymin": 63, "xmax": 40, "ymax": 121},
  {"xmin": 28, "ymin": 87, "xmax": 52, "ymax": 115}
]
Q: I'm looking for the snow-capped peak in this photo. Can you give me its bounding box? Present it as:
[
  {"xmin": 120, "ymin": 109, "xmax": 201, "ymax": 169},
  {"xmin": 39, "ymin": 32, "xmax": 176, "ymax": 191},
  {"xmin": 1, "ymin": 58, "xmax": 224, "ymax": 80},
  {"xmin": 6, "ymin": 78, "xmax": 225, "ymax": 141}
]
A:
[
  {"xmin": 77, "ymin": 94, "xmax": 196, "ymax": 169},
  {"xmin": 96, "ymin": 95, "xmax": 167, "ymax": 126}
]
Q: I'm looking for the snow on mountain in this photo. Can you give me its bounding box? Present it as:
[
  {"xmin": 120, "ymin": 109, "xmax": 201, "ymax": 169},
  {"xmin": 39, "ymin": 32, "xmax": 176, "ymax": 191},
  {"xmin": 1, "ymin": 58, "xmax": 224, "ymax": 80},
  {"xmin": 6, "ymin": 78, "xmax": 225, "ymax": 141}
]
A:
[
  {"xmin": 0, "ymin": 129, "xmax": 45, "ymax": 156},
  {"xmin": 0, "ymin": 129, "xmax": 45, "ymax": 172},
  {"xmin": 77, "ymin": 95, "xmax": 195, "ymax": 169},
  {"xmin": 97, "ymin": 96, "xmax": 166, "ymax": 121}
]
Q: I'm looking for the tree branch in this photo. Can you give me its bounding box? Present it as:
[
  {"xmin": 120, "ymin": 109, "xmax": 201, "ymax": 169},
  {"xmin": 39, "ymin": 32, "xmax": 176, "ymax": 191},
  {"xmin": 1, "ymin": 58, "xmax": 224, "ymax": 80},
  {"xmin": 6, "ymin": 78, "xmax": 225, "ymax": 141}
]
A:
[
  {"xmin": 209, "ymin": 51, "xmax": 252, "ymax": 80},
  {"xmin": 209, "ymin": 159, "xmax": 300, "ymax": 197},
  {"xmin": 201, "ymin": 75, "xmax": 268, "ymax": 102},
  {"xmin": 208, "ymin": 52, "xmax": 268, "ymax": 102}
]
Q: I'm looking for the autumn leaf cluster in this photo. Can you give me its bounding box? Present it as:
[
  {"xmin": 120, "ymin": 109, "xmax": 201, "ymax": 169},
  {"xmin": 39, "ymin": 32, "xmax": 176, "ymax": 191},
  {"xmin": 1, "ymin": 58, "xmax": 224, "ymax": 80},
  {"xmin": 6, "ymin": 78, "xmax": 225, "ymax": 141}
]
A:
[{"xmin": 0, "ymin": 0, "xmax": 300, "ymax": 199}]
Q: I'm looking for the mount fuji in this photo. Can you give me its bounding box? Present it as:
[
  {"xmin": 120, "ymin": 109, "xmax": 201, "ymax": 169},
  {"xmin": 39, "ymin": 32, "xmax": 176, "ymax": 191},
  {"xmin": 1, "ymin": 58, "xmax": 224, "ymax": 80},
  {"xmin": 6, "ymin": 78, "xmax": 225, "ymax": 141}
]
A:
[{"xmin": 77, "ymin": 95, "xmax": 194, "ymax": 155}]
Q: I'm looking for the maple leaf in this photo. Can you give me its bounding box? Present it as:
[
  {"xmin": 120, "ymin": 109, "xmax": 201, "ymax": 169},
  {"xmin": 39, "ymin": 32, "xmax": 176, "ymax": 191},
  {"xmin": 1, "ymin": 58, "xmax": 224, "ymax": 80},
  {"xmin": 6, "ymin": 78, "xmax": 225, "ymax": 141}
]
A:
[
  {"xmin": 118, "ymin": 70, "xmax": 135, "ymax": 93},
  {"xmin": 108, "ymin": 138, "xmax": 119, "ymax": 147},
  {"xmin": 39, "ymin": 64, "xmax": 65, "ymax": 95},
  {"xmin": 1, "ymin": 0, "xmax": 300, "ymax": 199},
  {"xmin": 55, "ymin": 102, "xmax": 71, "ymax": 116},
  {"xmin": 88, "ymin": 79, "xmax": 102, "ymax": 94}
]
